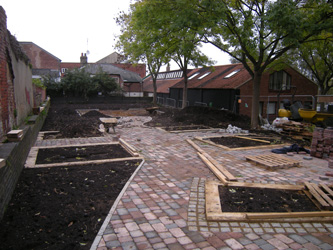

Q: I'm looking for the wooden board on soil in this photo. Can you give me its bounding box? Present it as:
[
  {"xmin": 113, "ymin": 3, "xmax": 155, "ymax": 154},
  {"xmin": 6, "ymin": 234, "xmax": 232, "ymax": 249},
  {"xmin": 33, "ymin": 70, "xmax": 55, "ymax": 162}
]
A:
[
  {"xmin": 206, "ymin": 181, "xmax": 333, "ymax": 222},
  {"xmin": 34, "ymin": 142, "xmax": 142, "ymax": 168},
  {"xmin": 196, "ymin": 135, "xmax": 287, "ymax": 151},
  {"xmin": 0, "ymin": 160, "xmax": 142, "ymax": 250}
]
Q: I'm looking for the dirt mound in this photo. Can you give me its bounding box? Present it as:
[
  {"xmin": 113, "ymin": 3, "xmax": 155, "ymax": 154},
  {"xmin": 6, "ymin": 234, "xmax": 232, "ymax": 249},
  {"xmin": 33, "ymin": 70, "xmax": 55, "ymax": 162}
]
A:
[
  {"xmin": 146, "ymin": 106, "xmax": 251, "ymax": 129},
  {"xmin": 81, "ymin": 110, "xmax": 109, "ymax": 118}
]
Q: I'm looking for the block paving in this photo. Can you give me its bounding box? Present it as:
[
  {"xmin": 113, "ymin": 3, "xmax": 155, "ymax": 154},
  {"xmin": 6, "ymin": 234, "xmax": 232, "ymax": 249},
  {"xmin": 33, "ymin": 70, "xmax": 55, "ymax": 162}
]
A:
[{"xmin": 27, "ymin": 119, "xmax": 333, "ymax": 250}]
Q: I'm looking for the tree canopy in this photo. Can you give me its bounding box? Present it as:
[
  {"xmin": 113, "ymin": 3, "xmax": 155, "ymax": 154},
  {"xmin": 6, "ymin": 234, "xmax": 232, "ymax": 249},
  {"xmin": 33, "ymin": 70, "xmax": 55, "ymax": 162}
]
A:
[
  {"xmin": 193, "ymin": 0, "xmax": 332, "ymax": 127},
  {"xmin": 118, "ymin": 0, "xmax": 332, "ymax": 127},
  {"xmin": 116, "ymin": 0, "xmax": 213, "ymax": 107}
]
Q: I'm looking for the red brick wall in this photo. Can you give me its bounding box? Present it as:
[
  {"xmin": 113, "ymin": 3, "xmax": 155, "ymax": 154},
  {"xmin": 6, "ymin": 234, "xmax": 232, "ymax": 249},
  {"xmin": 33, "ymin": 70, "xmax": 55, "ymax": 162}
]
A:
[
  {"xmin": 20, "ymin": 43, "xmax": 60, "ymax": 70},
  {"xmin": 112, "ymin": 63, "xmax": 146, "ymax": 78},
  {"xmin": 238, "ymin": 67, "xmax": 318, "ymax": 120},
  {"xmin": 0, "ymin": 7, "xmax": 16, "ymax": 139}
]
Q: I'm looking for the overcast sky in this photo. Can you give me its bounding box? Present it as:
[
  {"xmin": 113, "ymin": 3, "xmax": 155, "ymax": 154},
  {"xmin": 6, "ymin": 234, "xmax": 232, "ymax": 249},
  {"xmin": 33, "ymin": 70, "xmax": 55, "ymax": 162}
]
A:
[{"xmin": 1, "ymin": 0, "xmax": 230, "ymax": 71}]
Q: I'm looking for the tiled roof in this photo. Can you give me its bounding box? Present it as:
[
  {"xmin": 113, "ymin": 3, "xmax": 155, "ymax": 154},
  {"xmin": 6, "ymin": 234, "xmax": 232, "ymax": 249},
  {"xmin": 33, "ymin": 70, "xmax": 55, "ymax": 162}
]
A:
[
  {"xmin": 143, "ymin": 64, "xmax": 252, "ymax": 93},
  {"xmin": 83, "ymin": 63, "xmax": 142, "ymax": 83},
  {"xmin": 143, "ymin": 69, "xmax": 193, "ymax": 93},
  {"xmin": 172, "ymin": 64, "xmax": 251, "ymax": 89}
]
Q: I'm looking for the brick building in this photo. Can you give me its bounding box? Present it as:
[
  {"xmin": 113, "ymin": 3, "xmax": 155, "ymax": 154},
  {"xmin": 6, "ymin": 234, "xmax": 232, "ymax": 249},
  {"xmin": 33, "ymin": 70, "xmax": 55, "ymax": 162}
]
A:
[
  {"xmin": 20, "ymin": 42, "xmax": 61, "ymax": 81},
  {"xmin": 143, "ymin": 63, "xmax": 318, "ymax": 121}
]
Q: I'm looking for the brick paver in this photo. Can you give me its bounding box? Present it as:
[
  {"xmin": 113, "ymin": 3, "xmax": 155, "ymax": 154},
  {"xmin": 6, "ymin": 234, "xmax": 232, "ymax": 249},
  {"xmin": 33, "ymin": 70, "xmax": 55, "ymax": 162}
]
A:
[{"xmin": 27, "ymin": 117, "xmax": 333, "ymax": 249}]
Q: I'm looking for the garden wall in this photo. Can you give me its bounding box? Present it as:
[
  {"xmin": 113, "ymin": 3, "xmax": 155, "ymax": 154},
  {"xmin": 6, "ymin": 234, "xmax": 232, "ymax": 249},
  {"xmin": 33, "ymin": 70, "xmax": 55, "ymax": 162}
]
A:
[
  {"xmin": 51, "ymin": 96, "xmax": 153, "ymax": 104},
  {"xmin": 0, "ymin": 6, "xmax": 34, "ymax": 140},
  {"xmin": 0, "ymin": 99, "xmax": 50, "ymax": 220}
]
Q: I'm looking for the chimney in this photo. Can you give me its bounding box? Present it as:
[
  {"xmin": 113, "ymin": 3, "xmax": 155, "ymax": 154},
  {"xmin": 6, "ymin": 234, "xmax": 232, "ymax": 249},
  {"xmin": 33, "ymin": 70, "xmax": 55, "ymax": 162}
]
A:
[
  {"xmin": 166, "ymin": 63, "xmax": 170, "ymax": 72},
  {"xmin": 80, "ymin": 53, "xmax": 87, "ymax": 65}
]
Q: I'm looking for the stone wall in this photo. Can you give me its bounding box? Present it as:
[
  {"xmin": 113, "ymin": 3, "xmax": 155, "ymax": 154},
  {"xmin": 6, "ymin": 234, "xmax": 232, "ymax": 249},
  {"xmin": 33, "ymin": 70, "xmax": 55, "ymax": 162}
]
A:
[{"xmin": 0, "ymin": 99, "xmax": 50, "ymax": 220}]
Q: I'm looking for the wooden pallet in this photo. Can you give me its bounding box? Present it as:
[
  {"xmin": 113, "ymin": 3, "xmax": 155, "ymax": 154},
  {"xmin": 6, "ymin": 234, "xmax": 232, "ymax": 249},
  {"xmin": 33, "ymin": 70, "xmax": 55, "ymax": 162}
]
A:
[
  {"xmin": 246, "ymin": 153, "xmax": 300, "ymax": 169},
  {"xmin": 305, "ymin": 182, "xmax": 333, "ymax": 209}
]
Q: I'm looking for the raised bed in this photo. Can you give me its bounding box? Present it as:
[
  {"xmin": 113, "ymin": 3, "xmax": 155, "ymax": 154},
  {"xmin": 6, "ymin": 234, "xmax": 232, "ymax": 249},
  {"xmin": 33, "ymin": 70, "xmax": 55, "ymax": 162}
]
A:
[
  {"xmin": 196, "ymin": 135, "xmax": 286, "ymax": 151},
  {"xmin": 206, "ymin": 181, "xmax": 333, "ymax": 222},
  {"xmin": 30, "ymin": 141, "xmax": 142, "ymax": 168}
]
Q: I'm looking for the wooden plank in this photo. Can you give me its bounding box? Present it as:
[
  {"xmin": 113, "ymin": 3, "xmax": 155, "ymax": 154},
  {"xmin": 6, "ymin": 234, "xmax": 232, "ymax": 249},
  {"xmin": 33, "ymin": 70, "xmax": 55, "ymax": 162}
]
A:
[
  {"xmin": 227, "ymin": 182, "xmax": 304, "ymax": 191},
  {"xmin": 305, "ymin": 182, "xmax": 330, "ymax": 207},
  {"xmin": 202, "ymin": 152, "xmax": 237, "ymax": 181},
  {"xmin": 321, "ymin": 184, "xmax": 333, "ymax": 197},
  {"xmin": 186, "ymin": 139, "xmax": 205, "ymax": 154},
  {"xmin": 247, "ymin": 211, "xmax": 333, "ymax": 219},
  {"xmin": 312, "ymin": 184, "xmax": 333, "ymax": 207},
  {"xmin": 194, "ymin": 137, "xmax": 232, "ymax": 151},
  {"xmin": 32, "ymin": 157, "xmax": 144, "ymax": 168},
  {"xmin": 36, "ymin": 141, "xmax": 119, "ymax": 149},
  {"xmin": 234, "ymin": 135, "xmax": 271, "ymax": 143},
  {"xmin": 119, "ymin": 138, "xmax": 139, "ymax": 156},
  {"xmin": 206, "ymin": 181, "xmax": 223, "ymax": 215},
  {"xmin": 198, "ymin": 152, "xmax": 227, "ymax": 184}
]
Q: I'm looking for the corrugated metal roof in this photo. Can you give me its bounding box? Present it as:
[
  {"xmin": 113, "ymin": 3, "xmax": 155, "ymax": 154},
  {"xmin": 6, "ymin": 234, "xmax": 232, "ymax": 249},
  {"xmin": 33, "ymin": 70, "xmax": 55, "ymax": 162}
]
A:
[{"xmin": 83, "ymin": 63, "xmax": 142, "ymax": 83}]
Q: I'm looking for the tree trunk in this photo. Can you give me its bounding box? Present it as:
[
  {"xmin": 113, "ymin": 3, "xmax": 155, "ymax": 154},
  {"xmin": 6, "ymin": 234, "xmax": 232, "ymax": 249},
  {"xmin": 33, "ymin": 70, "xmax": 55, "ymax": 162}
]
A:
[
  {"xmin": 251, "ymin": 71, "xmax": 262, "ymax": 129},
  {"xmin": 182, "ymin": 74, "xmax": 188, "ymax": 109},
  {"xmin": 153, "ymin": 78, "xmax": 157, "ymax": 106}
]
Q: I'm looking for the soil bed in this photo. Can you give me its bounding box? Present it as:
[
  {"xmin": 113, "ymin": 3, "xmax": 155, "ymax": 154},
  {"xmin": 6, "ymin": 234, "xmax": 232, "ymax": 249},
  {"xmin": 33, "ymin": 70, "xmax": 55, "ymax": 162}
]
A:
[
  {"xmin": 163, "ymin": 125, "xmax": 211, "ymax": 131},
  {"xmin": 0, "ymin": 160, "xmax": 141, "ymax": 250},
  {"xmin": 219, "ymin": 186, "xmax": 320, "ymax": 213},
  {"xmin": 36, "ymin": 144, "xmax": 132, "ymax": 164},
  {"xmin": 146, "ymin": 106, "xmax": 252, "ymax": 129},
  {"xmin": 208, "ymin": 136, "xmax": 271, "ymax": 148}
]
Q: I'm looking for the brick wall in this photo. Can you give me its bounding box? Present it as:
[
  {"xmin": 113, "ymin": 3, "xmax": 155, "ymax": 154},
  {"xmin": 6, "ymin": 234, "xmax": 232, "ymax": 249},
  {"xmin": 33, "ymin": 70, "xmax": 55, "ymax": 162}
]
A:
[
  {"xmin": 238, "ymin": 67, "xmax": 318, "ymax": 120},
  {"xmin": 20, "ymin": 42, "xmax": 61, "ymax": 70},
  {"xmin": 0, "ymin": 7, "xmax": 16, "ymax": 140},
  {"xmin": 0, "ymin": 99, "xmax": 50, "ymax": 220}
]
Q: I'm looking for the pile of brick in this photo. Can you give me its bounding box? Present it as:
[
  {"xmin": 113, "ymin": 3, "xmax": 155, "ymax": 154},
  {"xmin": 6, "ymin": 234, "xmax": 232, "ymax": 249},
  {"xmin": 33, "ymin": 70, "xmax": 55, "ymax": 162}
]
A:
[{"xmin": 311, "ymin": 127, "xmax": 333, "ymax": 165}]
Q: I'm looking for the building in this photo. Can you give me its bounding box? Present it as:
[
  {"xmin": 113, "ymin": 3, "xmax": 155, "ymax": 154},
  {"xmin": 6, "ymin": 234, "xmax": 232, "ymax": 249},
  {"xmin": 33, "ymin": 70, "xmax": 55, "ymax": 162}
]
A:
[
  {"xmin": 143, "ymin": 63, "xmax": 318, "ymax": 121},
  {"xmin": 83, "ymin": 64, "xmax": 143, "ymax": 97},
  {"xmin": 19, "ymin": 42, "xmax": 61, "ymax": 81}
]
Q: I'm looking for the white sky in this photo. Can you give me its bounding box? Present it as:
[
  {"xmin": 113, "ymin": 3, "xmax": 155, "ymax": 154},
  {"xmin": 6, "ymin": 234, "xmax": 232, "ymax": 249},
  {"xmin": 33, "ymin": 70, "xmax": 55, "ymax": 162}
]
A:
[{"xmin": 1, "ymin": 0, "xmax": 230, "ymax": 71}]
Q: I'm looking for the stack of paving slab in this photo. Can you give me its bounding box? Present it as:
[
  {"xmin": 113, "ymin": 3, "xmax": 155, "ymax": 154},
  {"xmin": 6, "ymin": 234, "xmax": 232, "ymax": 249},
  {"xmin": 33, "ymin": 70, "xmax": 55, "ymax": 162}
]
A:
[{"xmin": 310, "ymin": 127, "xmax": 333, "ymax": 165}]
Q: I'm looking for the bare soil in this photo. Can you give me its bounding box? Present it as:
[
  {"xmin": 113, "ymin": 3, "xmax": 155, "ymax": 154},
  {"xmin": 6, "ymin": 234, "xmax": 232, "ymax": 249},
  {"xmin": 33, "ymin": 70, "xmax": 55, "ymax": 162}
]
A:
[
  {"xmin": 219, "ymin": 186, "xmax": 320, "ymax": 213},
  {"xmin": 36, "ymin": 144, "xmax": 132, "ymax": 164},
  {"xmin": 0, "ymin": 99, "xmax": 306, "ymax": 249},
  {"xmin": 0, "ymin": 160, "xmax": 141, "ymax": 250}
]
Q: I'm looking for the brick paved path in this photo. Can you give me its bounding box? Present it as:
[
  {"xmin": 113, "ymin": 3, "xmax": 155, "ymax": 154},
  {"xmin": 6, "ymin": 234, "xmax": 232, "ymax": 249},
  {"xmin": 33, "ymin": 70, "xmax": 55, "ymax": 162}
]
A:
[{"xmin": 29, "ymin": 119, "xmax": 333, "ymax": 250}]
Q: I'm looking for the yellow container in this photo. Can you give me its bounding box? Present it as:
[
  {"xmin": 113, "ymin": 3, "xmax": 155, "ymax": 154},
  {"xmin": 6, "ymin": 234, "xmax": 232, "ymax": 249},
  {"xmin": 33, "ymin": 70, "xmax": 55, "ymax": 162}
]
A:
[
  {"xmin": 278, "ymin": 109, "xmax": 291, "ymax": 118},
  {"xmin": 298, "ymin": 108, "xmax": 317, "ymax": 122}
]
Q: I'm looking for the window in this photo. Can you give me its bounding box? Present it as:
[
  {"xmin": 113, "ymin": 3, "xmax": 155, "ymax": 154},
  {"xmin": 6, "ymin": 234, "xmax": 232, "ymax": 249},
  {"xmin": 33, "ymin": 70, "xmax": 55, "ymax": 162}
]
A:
[
  {"xmin": 269, "ymin": 71, "xmax": 291, "ymax": 91},
  {"xmin": 198, "ymin": 72, "xmax": 211, "ymax": 79},
  {"xmin": 267, "ymin": 102, "xmax": 276, "ymax": 115},
  {"xmin": 188, "ymin": 72, "xmax": 199, "ymax": 80},
  {"xmin": 224, "ymin": 69, "xmax": 240, "ymax": 79},
  {"xmin": 61, "ymin": 68, "xmax": 68, "ymax": 73}
]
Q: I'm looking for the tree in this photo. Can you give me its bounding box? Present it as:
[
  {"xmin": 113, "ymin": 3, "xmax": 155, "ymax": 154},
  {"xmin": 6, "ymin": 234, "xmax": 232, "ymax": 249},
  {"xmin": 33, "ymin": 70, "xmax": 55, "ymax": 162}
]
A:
[
  {"xmin": 116, "ymin": 1, "xmax": 170, "ymax": 105},
  {"xmin": 288, "ymin": 34, "xmax": 333, "ymax": 96},
  {"xmin": 92, "ymin": 68, "xmax": 120, "ymax": 94},
  {"xmin": 117, "ymin": 0, "xmax": 213, "ymax": 108},
  {"xmin": 195, "ymin": 0, "xmax": 333, "ymax": 128},
  {"xmin": 61, "ymin": 68, "xmax": 118, "ymax": 99}
]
